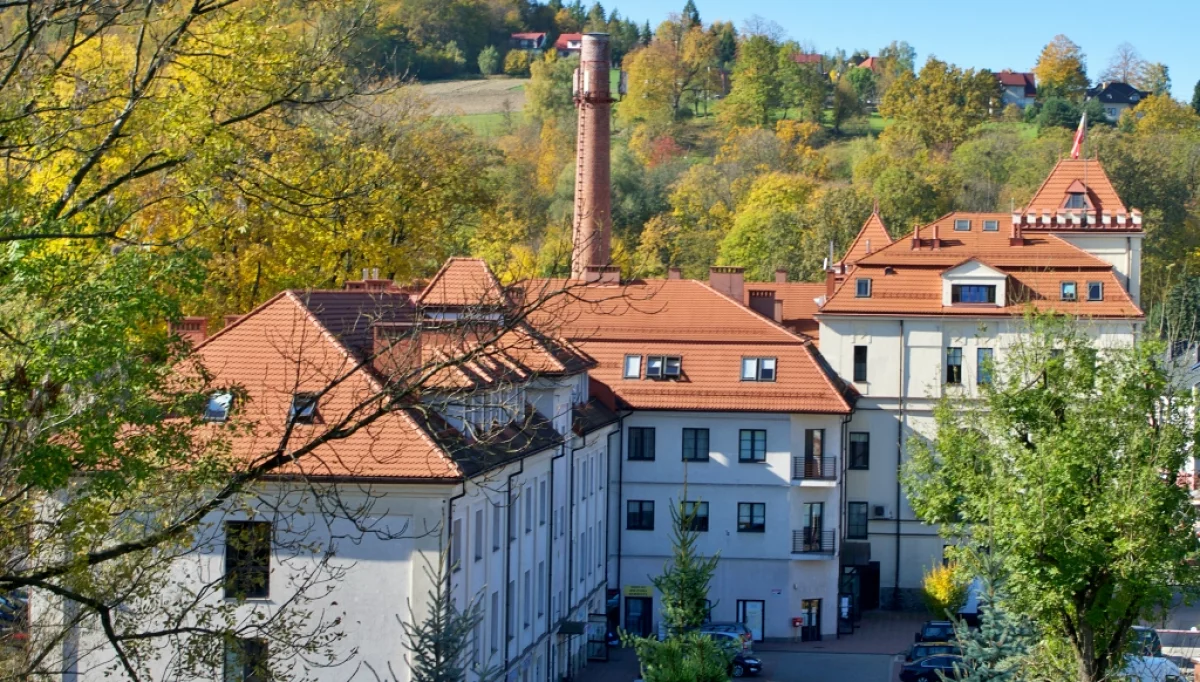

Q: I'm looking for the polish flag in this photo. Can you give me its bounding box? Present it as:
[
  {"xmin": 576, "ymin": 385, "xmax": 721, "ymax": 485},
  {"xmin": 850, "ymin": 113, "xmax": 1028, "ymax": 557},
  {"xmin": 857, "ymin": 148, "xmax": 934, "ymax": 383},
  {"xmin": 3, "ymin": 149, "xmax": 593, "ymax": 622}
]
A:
[{"xmin": 1070, "ymin": 111, "xmax": 1087, "ymax": 159}]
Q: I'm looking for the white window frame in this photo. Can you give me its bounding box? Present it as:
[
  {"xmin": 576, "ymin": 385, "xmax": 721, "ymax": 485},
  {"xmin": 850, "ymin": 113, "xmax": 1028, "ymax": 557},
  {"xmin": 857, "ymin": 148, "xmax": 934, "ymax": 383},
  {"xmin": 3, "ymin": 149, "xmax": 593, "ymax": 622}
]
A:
[
  {"xmin": 623, "ymin": 354, "xmax": 641, "ymax": 379},
  {"xmin": 983, "ymin": 220, "xmax": 999, "ymax": 232},
  {"xmin": 741, "ymin": 357, "xmax": 777, "ymax": 382},
  {"xmin": 856, "ymin": 278, "xmax": 872, "ymax": 298},
  {"xmin": 953, "ymin": 219, "xmax": 971, "ymax": 231}
]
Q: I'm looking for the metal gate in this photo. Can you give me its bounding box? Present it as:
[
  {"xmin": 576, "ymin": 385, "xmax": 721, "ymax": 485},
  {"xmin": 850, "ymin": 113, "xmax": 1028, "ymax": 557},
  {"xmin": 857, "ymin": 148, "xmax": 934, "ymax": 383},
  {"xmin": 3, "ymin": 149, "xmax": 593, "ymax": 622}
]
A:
[{"xmin": 586, "ymin": 612, "xmax": 608, "ymax": 661}]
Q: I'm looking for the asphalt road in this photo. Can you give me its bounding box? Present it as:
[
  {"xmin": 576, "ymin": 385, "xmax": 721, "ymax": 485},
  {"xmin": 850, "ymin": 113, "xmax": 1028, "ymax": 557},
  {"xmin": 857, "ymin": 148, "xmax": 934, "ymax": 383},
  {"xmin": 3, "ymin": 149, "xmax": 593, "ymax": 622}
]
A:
[{"xmin": 754, "ymin": 651, "xmax": 899, "ymax": 682}]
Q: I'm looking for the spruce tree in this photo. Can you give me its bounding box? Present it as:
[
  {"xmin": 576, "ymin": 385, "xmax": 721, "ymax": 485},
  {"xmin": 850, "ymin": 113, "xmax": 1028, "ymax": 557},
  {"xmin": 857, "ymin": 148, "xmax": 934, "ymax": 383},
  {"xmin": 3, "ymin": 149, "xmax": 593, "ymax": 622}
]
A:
[
  {"xmin": 401, "ymin": 551, "xmax": 494, "ymax": 682},
  {"xmin": 1192, "ymin": 79, "xmax": 1200, "ymax": 116},
  {"xmin": 952, "ymin": 565, "xmax": 1038, "ymax": 682}
]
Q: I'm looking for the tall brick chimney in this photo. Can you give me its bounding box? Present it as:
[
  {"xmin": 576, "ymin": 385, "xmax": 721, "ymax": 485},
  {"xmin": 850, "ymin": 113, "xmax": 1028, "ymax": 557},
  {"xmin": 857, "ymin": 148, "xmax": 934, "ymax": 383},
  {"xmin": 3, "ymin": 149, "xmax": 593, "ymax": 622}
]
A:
[{"xmin": 570, "ymin": 34, "xmax": 613, "ymax": 279}]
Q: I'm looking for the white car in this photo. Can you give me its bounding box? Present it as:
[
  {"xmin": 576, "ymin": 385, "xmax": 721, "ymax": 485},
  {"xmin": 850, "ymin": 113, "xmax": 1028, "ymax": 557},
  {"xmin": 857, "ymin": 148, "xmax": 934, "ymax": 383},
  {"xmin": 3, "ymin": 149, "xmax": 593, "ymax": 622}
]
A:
[{"xmin": 1120, "ymin": 655, "xmax": 1183, "ymax": 682}]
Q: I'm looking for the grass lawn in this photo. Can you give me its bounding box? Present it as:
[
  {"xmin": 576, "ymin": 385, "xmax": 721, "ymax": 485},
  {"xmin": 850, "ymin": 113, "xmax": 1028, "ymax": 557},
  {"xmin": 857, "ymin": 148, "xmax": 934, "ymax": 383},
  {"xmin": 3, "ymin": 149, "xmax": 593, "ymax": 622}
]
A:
[{"xmin": 453, "ymin": 111, "xmax": 525, "ymax": 136}]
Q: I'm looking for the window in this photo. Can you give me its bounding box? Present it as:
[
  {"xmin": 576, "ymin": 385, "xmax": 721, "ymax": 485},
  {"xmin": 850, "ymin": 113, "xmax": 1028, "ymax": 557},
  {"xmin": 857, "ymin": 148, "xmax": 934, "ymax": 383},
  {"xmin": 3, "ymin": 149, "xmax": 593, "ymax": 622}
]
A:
[
  {"xmin": 847, "ymin": 502, "xmax": 868, "ymax": 539},
  {"xmin": 663, "ymin": 356, "xmax": 682, "ymax": 377},
  {"xmin": 977, "ymin": 348, "xmax": 994, "ymax": 385},
  {"xmin": 490, "ymin": 591, "xmax": 500, "ymax": 652},
  {"xmin": 288, "ymin": 392, "xmax": 318, "ymax": 424},
  {"xmin": 508, "ymin": 490, "xmax": 517, "ymax": 541},
  {"xmin": 1061, "ymin": 281, "xmax": 1077, "ymax": 301},
  {"xmin": 951, "ymin": 284, "xmax": 996, "ymax": 304},
  {"xmin": 205, "ymin": 392, "xmax": 232, "ymax": 422},
  {"xmin": 741, "ymin": 357, "xmax": 777, "ymax": 381},
  {"xmin": 946, "ymin": 347, "xmax": 963, "ymax": 385},
  {"xmin": 626, "ymin": 500, "xmax": 654, "ymax": 530},
  {"xmin": 645, "ymin": 356, "xmax": 663, "ymax": 378},
  {"xmin": 849, "ymin": 432, "xmax": 870, "ymax": 470},
  {"xmin": 224, "ymin": 521, "xmax": 271, "ymax": 599},
  {"xmin": 853, "ymin": 346, "xmax": 868, "ymax": 382},
  {"xmin": 523, "ymin": 570, "xmax": 531, "ymax": 628},
  {"xmin": 953, "ymin": 219, "xmax": 971, "ymax": 231},
  {"xmin": 223, "ymin": 637, "xmax": 268, "ymax": 682},
  {"xmin": 596, "ymin": 521, "xmax": 603, "ymax": 567},
  {"xmin": 628, "ymin": 427, "xmax": 655, "ymax": 461},
  {"xmin": 1087, "ymin": 281, "xmax": 1103, "ymax": 301},
  {"xmin": 680, "ymin": 501, "xmax": 709, "ymax": 532},
  {"xmin": 737, "ymin": 502, "xmax": 766, "ymax": 533},
  {"xmin": 474, "ymin": 509, "xmax": 483, "ymax": 561},
  {"xmin": 452, "ymin": 519, "xmax": 463, "ymax": 570},
  {"xmin": 492, "ymin": 502, "xmax": 501, "ymax": 551},
  {"xmin": 855, "ymin": 278, "xmax": 872, "ymax": 298},
  {"xmin": 738, "ymin": 429, "xmax": 767, "ymax": 462},
  {"xmin": 623, "ymin": 355, "xmax": 642, "ymax": 379},
  {"xmin": 537, "ymin": 562, "xmax": 546, "ymax": 617},
  {"xmin": 539, "ymin": 480, "xmax": 547, "ymax": 526},
  {"xmin": 983, "ymin": 220, "xmax": 999, "ymax": 232},
  {"xmin": 805, "ymin": 429, "xmax": 824, "ymax": 460},
  {"xmin": 682, "ymin": 428, "xmax": 710, "ymax": 461},
  {"xmin": 524, "ymin": 487, "xmax": 532, "ymax": 533},
  {"xmin": 1065, "ymin": 193, "xmax": 1087, "ymax": 209},
  {"xmin": 507, "ymin": 580, "xmax": 516, "ymax": 640}
]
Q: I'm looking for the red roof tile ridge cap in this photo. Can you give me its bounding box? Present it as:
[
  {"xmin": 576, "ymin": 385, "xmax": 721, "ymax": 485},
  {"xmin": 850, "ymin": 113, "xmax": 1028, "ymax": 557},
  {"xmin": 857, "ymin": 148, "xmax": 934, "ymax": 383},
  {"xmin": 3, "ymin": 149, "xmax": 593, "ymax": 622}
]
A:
[
  {"xmin": 690, "ymin": 279, "xmax": 811, "ymax": 343},
  {"xmin": 191, "ymin": 290, "xmax": 290, "ymax": 352},
  {"xmin": 801, "ymin": 342, "xmax": 852, "ymax": 413},
  {"xmin": 418, "ymin": 257, "xmax": 505, "ymax": 304},
  {"xmin": 399, "ymin": 408, "xmax": 464, "ymax": 478},
  {"xmin": 858, "ymin": 211, "xmax": 959, "ymax": 263},
  {"xmin": 1022, "ymin": 157, "xmax": 1069, "ymax": 212},
  {"xmin": 284, "ymin": 290, "xmax": 386, "ymax": 394}
]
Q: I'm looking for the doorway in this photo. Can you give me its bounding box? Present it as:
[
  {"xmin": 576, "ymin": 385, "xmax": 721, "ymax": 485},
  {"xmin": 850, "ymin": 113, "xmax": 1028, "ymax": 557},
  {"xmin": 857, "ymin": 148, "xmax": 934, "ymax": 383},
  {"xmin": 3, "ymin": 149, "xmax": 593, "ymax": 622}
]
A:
[
  {"xmin": 800, "ymin": 598, "xmax": 821, "ymax": 641},
  {"xmin": 736, "ymin": 600, "xmax": 765, "ymax": 641},
  {"xmin": 624, "ymin": 597, "xmax": 652, "ymax": 637},
  {"xmin": 803, "ymin": 502, "xmax": 825, "ymax": 550}
]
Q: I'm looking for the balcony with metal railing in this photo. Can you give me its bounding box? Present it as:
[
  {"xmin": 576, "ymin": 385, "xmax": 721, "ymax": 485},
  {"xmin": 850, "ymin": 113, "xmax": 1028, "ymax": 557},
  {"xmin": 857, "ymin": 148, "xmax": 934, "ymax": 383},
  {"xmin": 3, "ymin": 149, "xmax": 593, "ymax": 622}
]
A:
[
  {"xmin": 791, "ymin": 456, "xmax": 838, "ymax": 485},
  {"xmin": 792, "ymin": 529, "xmax": 836, "ymax": 558}
]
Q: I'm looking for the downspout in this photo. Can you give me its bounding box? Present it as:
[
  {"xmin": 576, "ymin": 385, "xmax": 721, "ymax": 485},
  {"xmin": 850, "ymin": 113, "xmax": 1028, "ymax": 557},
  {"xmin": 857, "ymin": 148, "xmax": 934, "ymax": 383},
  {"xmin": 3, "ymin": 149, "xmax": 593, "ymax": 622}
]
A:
[
  {"xmin": 893, "ymin": 320, "xmax": 906, "ymax": 610},
  {"xmin": 447, "ymin": 481, "xmax": 468, "ymax": 607},
  {"xmin": 547, "ymin": 436, "xmax": 567, "ymax": 682},
  {"xmin": 613, "ymin": 412, "xmax": 627, "ymax": 616},
  {"xmin": 504, "ymin": 458, "xmax": 525, "ymax": 675}
]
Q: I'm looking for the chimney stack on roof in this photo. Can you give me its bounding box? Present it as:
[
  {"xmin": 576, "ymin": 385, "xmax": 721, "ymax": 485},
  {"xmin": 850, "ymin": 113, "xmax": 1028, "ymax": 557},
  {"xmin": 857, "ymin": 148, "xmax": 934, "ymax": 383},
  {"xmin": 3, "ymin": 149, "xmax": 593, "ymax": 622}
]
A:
[
  {"xmin": 775, "ymin": 268, "xmax": 788, "ymax": 284},
  {"xmin": 171, "ymin": 316, "xmax": 208, "ymax": 347},
  {"xmin": 570, "ymin": 33, "xmax": 613, "ymax": 280},
  {"xmin": 583, "ymin": 265, "xmax": 620, "ymax": 285},
  {"xmin": 668, "ymin": 267, "xmax": 682, "ymax": 280},
  {"xmin": 931, "ymin": 222, "xmax": 941, "ymax": 250},
  {"xmin": 911, "ymin": 223, "xmax": 921, "ymax": 250},
  {"xmin": 709, "ymin": 266, "xmax": 744, "ymax": 301}
]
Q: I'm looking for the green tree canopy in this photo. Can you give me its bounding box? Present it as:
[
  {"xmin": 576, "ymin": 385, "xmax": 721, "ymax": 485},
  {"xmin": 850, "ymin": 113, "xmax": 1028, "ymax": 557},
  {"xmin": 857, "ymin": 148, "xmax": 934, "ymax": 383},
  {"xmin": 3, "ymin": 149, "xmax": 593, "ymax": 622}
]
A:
[{"xmin": 903, "ymin": 317, "xmax": 1200, "ymax": 682}]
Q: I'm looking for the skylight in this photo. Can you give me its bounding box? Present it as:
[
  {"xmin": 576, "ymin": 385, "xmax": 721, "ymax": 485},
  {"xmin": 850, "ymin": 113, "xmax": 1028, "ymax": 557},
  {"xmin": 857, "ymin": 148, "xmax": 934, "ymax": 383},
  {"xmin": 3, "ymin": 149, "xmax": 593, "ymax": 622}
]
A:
[
  {"xmin": 204, "ymin": 392, "xmax": 232, "ymax": 422},
  {"xmin": 623, "ymin": 355, "xmax": 642, "ymax": 379},
  {"xmin": 289, "ymin": 393, "xmax": 319, "ymax": 424},
  {"xmin": 645, "ymin": 356, "xmax": 682, "ymax": 380},
  {"xmin": 1061, "ymin": 281, "xmax": 1078, "ymax": 302},
  {"xmin": 954, "ymin": 219, "xmax": 971, "ymax": 231},
  {"xmin": 855, "ymin": 278, "xmax": 872, "ymax": 298},
  {"xmin": 983, "ymin": 220, "xmax": 999, "ymax": 232},
  {"xmin": 741, "ymin": 357, "xmax": 776, "ymax": 382}
]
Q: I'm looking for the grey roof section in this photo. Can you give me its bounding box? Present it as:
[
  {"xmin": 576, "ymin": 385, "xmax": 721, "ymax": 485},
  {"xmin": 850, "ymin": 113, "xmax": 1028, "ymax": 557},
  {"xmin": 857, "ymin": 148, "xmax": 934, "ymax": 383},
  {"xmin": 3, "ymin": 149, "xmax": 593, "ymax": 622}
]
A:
[{"xmin": 1086, "ymin": 82, "xmax": 1150, "ymax": 105}]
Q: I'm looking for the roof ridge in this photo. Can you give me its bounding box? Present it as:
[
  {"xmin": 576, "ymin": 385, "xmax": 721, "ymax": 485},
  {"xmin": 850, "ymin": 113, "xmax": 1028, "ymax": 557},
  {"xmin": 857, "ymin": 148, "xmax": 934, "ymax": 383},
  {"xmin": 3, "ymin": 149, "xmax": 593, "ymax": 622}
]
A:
[
  {"xmin": 191, "ymin": 290, "xmax": 290, "ymax": 352},
  {"xmin": 690, "ymin": 279, "xmax": 812, "ymax": 343}
]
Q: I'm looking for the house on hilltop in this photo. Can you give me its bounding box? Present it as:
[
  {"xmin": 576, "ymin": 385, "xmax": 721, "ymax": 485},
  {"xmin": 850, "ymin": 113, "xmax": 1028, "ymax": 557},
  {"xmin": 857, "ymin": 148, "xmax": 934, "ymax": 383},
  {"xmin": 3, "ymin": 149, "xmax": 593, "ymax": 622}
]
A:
[
  {"xmin": 1087, "ymin": 81, "xmax": 1150, "ymax": 122},
  {"xmin": 510, "ymin": 32, "xmax": 547, "ymax": 53},
  {"xmin": 996, "ymin": 70, "xmax": 1036, "ymax": 109}
]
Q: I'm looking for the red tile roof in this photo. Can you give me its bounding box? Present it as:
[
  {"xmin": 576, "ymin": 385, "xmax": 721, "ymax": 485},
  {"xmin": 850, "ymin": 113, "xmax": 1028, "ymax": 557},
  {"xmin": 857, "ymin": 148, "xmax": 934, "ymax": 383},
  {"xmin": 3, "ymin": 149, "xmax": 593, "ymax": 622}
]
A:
[
  {"xmin": 792, "ymin": 53, "xmax": 822, "ymax": 65},
  {"xmin": 841, "ymin": 211, "xmax": 893, "ymax": 267},
  {"xmin": 856, "ymin": 57, "xmax": 878, "ymax": 71},
  {"xmin": 996, "ymin": 71, "xmax": 1036, "ymax": 96},
  {"xmin": 1022, "ymin": 158, "xmax": 1129, "ymax": 220},
  {"xmin": 419, "ymin": 257, "xmax": 508, "ymax": 308},
  {"xmin": 555, "ymin": 33, "xmax": 583, "ymax": 50},
  {"xmin": 195, "ymin": 292, "xmax": 462, "ymax": 480},
  {"xmin": 742, "ymin": 283, "xmax": 826, "ymax": 342},
  {"xmin": 821, "ymin": 212, "xmax": 1142, "ymax": 319},
  {"xmin": 511, "ymin": 32, "xmax": 546, "ymax": 40},
  {"xmin": 527, "ymin": 278, "xmax": 852, "ymax": 414}
]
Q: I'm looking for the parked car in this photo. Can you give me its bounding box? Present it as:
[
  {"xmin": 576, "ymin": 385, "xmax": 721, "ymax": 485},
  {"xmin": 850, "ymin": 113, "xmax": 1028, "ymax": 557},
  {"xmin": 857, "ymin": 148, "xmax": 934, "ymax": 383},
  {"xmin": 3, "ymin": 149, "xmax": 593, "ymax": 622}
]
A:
[
  {"xmin": 915, "ymin": 620, "xmax": 957, "ymax": 643},
  {"xmin": 702, "ymin": 622, "xmax": 754, "ymax": 648},
  {"xmin": 1121, "ymin": 655, "xmax": 1183, "ymax": 682},
  {"xmin": 730, "ymin": 651, "xmax": 762, "ymax": 678},
  {"xmin": 899, "ymin": 654, "xmax": 965, "ymax": 682},
  {"xmin": 1128, "ymin": 626, "xmax": 1164, "ymax": 658},
  {"xmin": 704, "ymin": 630, "xmax": 753, "ymax": 654},
  {"xmin": 905, "ymin": 642, "xmax": 962, "ymax": 662}
]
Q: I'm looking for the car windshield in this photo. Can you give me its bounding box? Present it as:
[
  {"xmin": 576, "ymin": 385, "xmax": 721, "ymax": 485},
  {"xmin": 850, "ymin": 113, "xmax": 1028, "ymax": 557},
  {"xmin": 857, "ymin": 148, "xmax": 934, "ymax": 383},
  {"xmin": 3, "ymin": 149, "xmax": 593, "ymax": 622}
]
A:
[{"xmin": 925, "ymin": 624, "xmax": 954, "ymax": 639}]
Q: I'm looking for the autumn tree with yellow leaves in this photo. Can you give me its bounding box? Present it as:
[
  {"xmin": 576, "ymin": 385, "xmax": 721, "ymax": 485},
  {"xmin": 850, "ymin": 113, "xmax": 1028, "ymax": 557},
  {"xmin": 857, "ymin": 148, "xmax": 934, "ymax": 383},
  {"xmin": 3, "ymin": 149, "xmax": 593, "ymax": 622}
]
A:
[{"xmin": 1033, "ymin": 34, "xmax": 1090, "ymax": 99}]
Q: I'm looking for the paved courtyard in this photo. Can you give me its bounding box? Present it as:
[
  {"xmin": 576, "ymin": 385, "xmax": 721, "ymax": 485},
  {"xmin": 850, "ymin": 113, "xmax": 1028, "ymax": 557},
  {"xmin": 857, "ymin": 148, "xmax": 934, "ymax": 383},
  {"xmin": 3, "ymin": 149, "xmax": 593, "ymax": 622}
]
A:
[{"xmin": 575, "ymin": 611, "xmax": 924, "ymax": 682}]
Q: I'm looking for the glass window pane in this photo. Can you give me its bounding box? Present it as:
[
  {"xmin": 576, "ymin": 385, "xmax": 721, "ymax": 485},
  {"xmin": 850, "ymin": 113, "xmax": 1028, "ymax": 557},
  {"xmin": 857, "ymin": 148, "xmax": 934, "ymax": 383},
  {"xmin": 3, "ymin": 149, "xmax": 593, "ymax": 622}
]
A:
[
  {"xmin": 760, "ymin": 358, "xmax": 776, "ymax": 380},
  {"xmin": 624, "ymin": 355, "xmax": 641, "ymax": 378},
  {"xmin": 741, "ymin": 358, "xmax": 757, "ymax": 380}
]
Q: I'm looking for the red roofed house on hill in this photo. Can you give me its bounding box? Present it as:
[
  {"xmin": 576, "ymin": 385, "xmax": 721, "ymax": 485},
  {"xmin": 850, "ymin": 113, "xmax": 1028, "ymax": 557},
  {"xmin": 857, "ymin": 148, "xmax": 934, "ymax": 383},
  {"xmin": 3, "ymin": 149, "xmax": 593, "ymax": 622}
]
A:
[
  {"xmin": 554, "ymin": 33, "xmax": 583, "ymax": 57},
  {"xmin": 996, "ymin": 70, "xmax": 1036, "ymax": 109},
  {"xmin": 510, "ymin": 31, "xmax": 546, "ymax": 52}
]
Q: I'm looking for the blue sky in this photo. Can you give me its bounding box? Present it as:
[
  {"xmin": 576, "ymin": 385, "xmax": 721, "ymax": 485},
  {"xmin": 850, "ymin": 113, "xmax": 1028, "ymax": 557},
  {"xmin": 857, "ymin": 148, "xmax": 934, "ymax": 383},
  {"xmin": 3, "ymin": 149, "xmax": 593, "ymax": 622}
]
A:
[{"xmin": 610, "ymin": 0, "xmax": 1199, "ymax": 101}]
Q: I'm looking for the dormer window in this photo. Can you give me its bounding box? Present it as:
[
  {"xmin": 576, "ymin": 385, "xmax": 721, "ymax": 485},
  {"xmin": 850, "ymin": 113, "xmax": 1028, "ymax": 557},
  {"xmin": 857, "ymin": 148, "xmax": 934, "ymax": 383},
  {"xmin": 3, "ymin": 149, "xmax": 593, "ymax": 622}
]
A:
[
  {"xmin": 741, "ymin": 357, "xmax": 776, "ymax": 382},
  {"xmin": 951, "ymin": 284, "xmax": 996, "ymax": 304},
  {"xmin": 855, "ymin": 278, "xmax": 872, "ymax": 298},
  {"xmin": 1065, "ymin": 193, "xmax": 1087, "ymax": 209},
  {"xmin": 289, "ymin": 393, "xmax": 319, "ymax": 424},
  {"xmin": 983, "ymin": 220, "xmax": 999, "ymax": 232},
  {"xmin": 205, "ymin": 392, "xmax": 232, "ymax": 422},
  {"xmin": 623, "ymin": 355, "xmax": 642, "ymax": 379},
  {"xmin": 1087, "ymin": 281, "xmax": 1103, "ymax": 301},
  {"xmin": 1061, "ymin": 281, "xmax": 1077, "ymax": 302},
  {"xmin": 645, "ymin": 356, "xmax": 681, "ymax": 380},
  {"xmin": 954, "ymin": 219, "xmax": 971, "ymax": 231}
]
